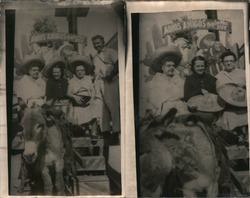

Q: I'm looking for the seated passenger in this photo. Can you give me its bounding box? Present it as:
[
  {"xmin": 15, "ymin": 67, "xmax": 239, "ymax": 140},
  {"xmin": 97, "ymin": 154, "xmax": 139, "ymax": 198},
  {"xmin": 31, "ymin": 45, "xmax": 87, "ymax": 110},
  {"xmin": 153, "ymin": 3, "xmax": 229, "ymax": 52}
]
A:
[
  {"xmin": 15, "ymin": 54, "xmax": 46, "ymax": 108},
  {"xmin": 67, "ymin": 55, "xmax": 98, "ymax": 137},
  {"xmin": 43, "ymin": 56, "xmax": 74, "ymax": 121},
  {"xmin": 184, "ymin": 56, "xmax": 217, "ymax": 102},
  {"xmin": 216, "ymin": 51, "xmax": 246, "ymax": 89},
  {"xmin": 141, "ymin": 45, "xmax": 188, "ymax": 118},
  {"xmin": 44, "ymin": 56, "xmax": 68, "ymax": 101},
  {"xmin": 215, "ymin": 51, "xmax": 248, "ymax": 132}
]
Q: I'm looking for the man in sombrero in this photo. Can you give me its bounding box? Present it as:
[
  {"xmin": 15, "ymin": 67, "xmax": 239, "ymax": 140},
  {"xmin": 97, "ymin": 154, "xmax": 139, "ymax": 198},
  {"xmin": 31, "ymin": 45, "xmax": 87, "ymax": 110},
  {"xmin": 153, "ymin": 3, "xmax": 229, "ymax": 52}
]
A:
[
  {"xmin": 142, "ymin": 45, "xmax": 188, "ymax": 117},
  {"xmin": 14, "ymin": 54, "xmax": 46, "ymax": 108}
]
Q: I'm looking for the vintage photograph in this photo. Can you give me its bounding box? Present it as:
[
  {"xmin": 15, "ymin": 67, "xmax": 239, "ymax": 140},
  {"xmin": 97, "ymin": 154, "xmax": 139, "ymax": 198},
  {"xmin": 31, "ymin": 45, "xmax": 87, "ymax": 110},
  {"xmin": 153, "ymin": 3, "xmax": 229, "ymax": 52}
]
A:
[
  {"xmin": 6, "ymin": 2, "xmax": 123, "ymax": 196},
  {"xmin": 133, "ymin": 9, "xmax": 249, "ymax": 197}
]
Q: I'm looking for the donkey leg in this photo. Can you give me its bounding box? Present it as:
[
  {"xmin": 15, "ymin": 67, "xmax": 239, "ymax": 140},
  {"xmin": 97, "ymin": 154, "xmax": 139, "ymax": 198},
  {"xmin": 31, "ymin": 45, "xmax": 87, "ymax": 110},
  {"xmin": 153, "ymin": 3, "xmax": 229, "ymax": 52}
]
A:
[
  {"xmin": 55, "ymin": 159, "xmax": 65, "ymax": 195},
  {"xmin": 207, "ymin": 182, "xmax": 219, "ymax": 197},
  {"xmin": 42, "ymin": 166, "xmax": 53, "ymax": 195},
  {"xmin": 183, "ymin": 180, "xmax": 198, "ymax": 197}
]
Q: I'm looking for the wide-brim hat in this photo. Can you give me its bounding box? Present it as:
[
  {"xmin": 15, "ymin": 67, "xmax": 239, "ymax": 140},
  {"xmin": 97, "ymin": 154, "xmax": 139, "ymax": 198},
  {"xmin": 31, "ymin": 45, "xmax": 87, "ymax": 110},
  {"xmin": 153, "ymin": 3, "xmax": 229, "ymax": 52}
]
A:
[
  {"xmin": 150, "ymin": 45, "xmax": 182, "ymax": 73},
  {"xmin": 67, "ymin": 55, "xmax": 93, "ymax": 75},
  {"xmin": 21, "ymin": 54, "xmax": 45, "ymax": 75},
  {"xmin": 197, "ymin": 32, "xmax": 216, "ymax": 49},
  {"xmin": 217, "ymin": 83, "xmax": 247, "ymax": 107},
  {"xmin": 187, "ymin": 93, "xmax": 225, "ymax": 112},
  {"xmin": 57, "ymin": 43, "xmax": 74, "ymax": 57},
  {"xmin": 42, "ymin": 56, "xmax": 66, "ymax": 78}
]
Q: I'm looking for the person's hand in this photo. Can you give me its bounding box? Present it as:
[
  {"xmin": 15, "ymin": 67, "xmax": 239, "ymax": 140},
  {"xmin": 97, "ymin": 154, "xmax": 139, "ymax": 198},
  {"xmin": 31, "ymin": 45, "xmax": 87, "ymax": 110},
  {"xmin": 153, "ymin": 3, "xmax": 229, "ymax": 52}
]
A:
[
  {"xmin": 17, "ymin": 97, "xmax": 27, "ymax": 109},
  {"xmin": 237, "ymin": 83, "xmax": 246, "ymax": 89},
  {"xmin": 164, "ymin": 97, "xmax": 180, "ymax": 103},
  {"xmin": 73, "ymin": 95, "xmax": 84, "ymax": 104},
  {"xmin": 188, "ymin": 106, "xmax": 198, "ymax": 113},
  {"xmin": 183, "ymin": 67, "xmax": 190, "ymax": 75},
  {"xmin": 201, "ymin": 89, "xmax": 209, "ymax": 95},
  {"xmin": 85, "ymin": 97, "xmax": 94, "ymax": 106},
  {"xmin": 144, "ymin": 74, "xmax": 154, "ymax": 82},
  {"xmin": 99, "ymin": 70, "xmax": 105, "ymax": 78}
]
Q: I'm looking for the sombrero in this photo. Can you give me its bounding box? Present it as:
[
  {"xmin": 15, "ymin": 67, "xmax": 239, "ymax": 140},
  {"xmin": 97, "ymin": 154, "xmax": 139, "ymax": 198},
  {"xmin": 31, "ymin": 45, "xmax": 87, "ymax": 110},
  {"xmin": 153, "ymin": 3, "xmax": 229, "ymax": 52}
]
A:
[
  {"xmin": 197, "ymin": 32, "xmax": 216, "ymax": 49},
  {"xmin": 67, "ymin": 55, "xmax": 93, "ymax": 75},
  {"xmin": 21, "ymin": 54, "xmax": 45, "ymax": 75},
  {"xmin": 150, "ymin": 45, "xmax": 182, "ymax": 73},
  {"xmin": 42, "ymin": 56, "xmax": 66, "ymax": 78},
  {"xmin": 57, "ymin": 43, "xmax": 74, "ymax": 57},
  {"xmin": 187, "ymin": 93, "xmax": 225, "ymax": 112},
  {"xmin": 217, "ymin": 83, "xmax": 247, "ymax": 107}
]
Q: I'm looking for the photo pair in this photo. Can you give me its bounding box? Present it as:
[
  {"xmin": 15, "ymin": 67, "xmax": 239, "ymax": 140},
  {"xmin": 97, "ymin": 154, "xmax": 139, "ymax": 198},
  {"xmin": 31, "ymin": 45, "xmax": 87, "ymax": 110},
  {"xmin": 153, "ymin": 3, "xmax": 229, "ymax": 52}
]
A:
[{"xmin": 0, "ymin": 1, "xmax": 250, "ymax": 197}]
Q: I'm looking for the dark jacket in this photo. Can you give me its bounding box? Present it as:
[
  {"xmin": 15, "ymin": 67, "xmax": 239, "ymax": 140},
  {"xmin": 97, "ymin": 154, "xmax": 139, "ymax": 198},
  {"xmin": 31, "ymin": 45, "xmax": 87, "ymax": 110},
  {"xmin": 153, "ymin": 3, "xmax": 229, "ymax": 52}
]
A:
[
  {"xmin": 46, "ymin": 78, "xmax": 68, "ymax": 101},
  {"xmin": 184, "ymin": 73, "xmax": 217, "ymax": 102}
]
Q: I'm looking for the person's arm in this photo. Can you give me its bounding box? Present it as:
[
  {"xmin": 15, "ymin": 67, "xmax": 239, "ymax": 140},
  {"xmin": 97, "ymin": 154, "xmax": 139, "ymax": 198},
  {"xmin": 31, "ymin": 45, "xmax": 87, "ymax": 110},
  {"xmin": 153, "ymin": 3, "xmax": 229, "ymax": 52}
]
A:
[
  {"xmin": 210, "ymin": 75, "xmax": 217, "ymax": 94},
  {"xmin": 61, "ymin": 79, "xmax": 69, "ymax": 98},
  {"xmin": 109, "ymin": 48, "xmax": 118, "ymax": 64},
  {"xmin": 109, "ymin": 48, "xmax": 119, "ymax": 77},
  {"xmin": 184, "ymin": 77, "xmax": 202, "ymax": 102},
  {"xmin": 46, "ymin": 79, "xmax": 53, "ymax": 101},
  {"xmin": 92, "ymin": 55, "xmax": 102, "ymax": 78},
  {"xmin": 88, "ymin": 77, "xmax": 95, "ymax": 99},
  {"xmin": 15, "ymin": 76, "xmax": 28, "ymax": 104},
  {"xmin": 67, "ymin": 81, "xmax": 83, "ymax": 104}
]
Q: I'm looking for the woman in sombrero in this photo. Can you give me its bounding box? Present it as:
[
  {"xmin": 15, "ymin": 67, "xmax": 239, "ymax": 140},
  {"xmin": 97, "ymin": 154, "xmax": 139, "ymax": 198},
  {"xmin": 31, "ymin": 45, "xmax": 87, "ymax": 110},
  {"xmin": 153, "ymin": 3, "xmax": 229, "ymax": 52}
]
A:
[
  {"xmin": 215, "ymin": 51, "xmax": 248, "ymax": 136},
  {"xmin": 67, "ymin": 54, "xmax": 99, "ymax": 137},
  {"xmin": 142, "ymin": 45, "xmax": 188, "ymax": 117},
  {"xmin": 44, "ymin": 56, "xmax": 68, "ymax": 101},
  {"xmin": 15, "ymin": 54, "xmax": 46, "ymax": 108}
]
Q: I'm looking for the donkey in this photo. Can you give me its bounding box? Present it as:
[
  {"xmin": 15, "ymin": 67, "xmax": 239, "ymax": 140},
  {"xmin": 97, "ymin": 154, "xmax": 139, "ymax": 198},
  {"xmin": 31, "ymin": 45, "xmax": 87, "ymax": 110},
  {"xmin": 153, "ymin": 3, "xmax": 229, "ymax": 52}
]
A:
[
  {"xmin": 139, "ymin": 108, "xmax": 220, "ymax": 197},
  {"xmin": 21, "ymin": 107, "xmax": 66, "ymax": 195}
]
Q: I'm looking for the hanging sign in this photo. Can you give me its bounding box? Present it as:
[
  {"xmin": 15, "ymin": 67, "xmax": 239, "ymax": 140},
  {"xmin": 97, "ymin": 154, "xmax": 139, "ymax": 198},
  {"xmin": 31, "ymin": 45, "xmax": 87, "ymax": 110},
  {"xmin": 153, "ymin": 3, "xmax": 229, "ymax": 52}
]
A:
[
  {"xmin": 162, "ymin": 19, "xmax": 232, "ymax": 37},
  {"xmin": 30, "ymin": 32, "xmax": 87, "ymax": 45}
]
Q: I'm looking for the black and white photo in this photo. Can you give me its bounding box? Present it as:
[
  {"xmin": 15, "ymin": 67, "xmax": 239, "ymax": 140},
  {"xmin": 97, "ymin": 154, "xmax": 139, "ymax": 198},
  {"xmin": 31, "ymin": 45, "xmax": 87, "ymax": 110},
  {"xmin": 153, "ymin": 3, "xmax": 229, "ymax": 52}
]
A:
[
  {"xmin": 5, "ymin": 2, "xmax": 124, "ymax": 196},
  {"xmin": 132, "ymin": 7, "xmax": 249, "ymax": 197}
]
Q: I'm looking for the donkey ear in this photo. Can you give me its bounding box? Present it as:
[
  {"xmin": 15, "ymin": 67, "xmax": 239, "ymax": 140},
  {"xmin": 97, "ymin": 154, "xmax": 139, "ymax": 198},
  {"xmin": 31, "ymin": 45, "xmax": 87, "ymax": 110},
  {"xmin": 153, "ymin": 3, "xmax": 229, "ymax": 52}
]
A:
[
  {"xmin": 41, "ymin": 98, "xmax": 56, "ymax": 109},
  {"xmin": 186, "ymin": 114, "xmax": 202, "ymax": 126},
  {"xmin": 161, "ymin": 108, "xmax": 177, "ymax": 126},
  {"xmin": 140, "ymin": 109, "xmax": 155, "ymax": 124}
]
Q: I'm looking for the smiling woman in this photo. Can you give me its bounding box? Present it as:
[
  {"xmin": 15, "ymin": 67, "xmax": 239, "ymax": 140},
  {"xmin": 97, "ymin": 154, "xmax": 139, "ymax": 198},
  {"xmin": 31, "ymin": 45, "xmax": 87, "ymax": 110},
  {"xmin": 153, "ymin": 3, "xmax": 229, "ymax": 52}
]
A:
[
  {"xmin": 44, "ymin": 56, "xmax": 68, "ymax": 101},
  {"xmin": 184, "ymin": 56, "xmax": 217, "ymax": 102}
]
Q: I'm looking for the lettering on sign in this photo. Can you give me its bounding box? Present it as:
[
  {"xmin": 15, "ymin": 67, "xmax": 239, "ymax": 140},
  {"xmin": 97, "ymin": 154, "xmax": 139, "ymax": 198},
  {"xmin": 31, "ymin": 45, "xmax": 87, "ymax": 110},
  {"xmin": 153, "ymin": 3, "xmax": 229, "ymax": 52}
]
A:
[
  {"xmin": 30, "ymin": 33, "xmax": 87, "ymax": 45},
  {"xmin": 162, "ymin": 19, "xmax": 232, "ymax": 37}
]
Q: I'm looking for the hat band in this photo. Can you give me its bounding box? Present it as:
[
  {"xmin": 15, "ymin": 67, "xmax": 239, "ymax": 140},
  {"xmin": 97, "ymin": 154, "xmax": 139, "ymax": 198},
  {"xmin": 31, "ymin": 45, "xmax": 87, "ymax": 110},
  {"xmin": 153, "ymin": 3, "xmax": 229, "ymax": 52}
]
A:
[{"xmin": 230, "ymin": 87, "xmax": 246, "ymax": 102}]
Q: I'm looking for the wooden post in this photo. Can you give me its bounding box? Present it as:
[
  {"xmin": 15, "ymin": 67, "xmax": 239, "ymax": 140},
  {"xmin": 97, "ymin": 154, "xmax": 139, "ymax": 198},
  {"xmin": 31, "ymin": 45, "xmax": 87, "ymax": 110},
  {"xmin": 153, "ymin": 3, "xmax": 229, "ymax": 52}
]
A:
[
  {"xmin": 205, "ymin": 10, "xmax": 219, "ymax": 41},
  {"xmin": 55, "ymin": 8, "xmax": 89, "ymax": 51}
]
